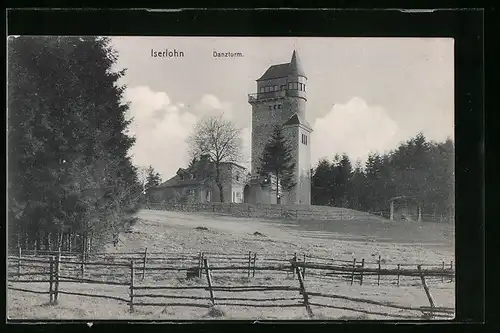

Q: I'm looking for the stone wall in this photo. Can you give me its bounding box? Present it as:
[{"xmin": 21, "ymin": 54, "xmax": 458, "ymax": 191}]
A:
[{"xmin": 143, "ymin": 202, "xmax": 385, "ymax": 222}]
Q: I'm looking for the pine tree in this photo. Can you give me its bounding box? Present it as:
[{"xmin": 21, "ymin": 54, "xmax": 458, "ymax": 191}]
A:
[
  {"xmin": 259, "ymin": 125, "xmax": 296, "ymax": 202},
  {"xmin": 8, "ymin": 36, "xmax": 141, "ymax": 253},
  {"xmin": 311, "ymin": 159, "xmax": 333, "ymax": 205},
  {"xmin": 145, "ymin": 165, "xmax": 162, "ymax": 191}
]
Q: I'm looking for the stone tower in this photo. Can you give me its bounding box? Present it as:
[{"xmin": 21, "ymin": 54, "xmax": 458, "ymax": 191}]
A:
[{"xmin": 247, "ymin": 50, "xmax": 312, "ymax": 205}]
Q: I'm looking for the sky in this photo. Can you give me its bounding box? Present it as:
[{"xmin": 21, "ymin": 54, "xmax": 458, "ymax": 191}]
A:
[{"xmin": 110, "ymin": 37, "xmax": 454, "ymax": 179}]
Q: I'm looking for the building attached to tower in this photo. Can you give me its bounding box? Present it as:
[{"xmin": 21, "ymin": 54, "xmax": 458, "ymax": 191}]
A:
[{"xmin": 244, "ymin": 50, "xmax": 313, "ymax": 205}]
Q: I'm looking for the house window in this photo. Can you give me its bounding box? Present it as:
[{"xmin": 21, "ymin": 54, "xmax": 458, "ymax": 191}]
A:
[
  {"xmin": 302, "ymin": 134, "xmax": 308, "ymax": 145},
  {"xmin": 206, "ymin": 190, "xmax": 211, "ymax": 202},
  {"xmin": 277, "ymin": 104, "xmax": 281, "ymax": 109},
  {"xmin": 273, "ymin": 105, "xmax": 277, "ymax": 110},
  {"xmin": 273, "ymin": 85, "xmax": 278, "ymax": 91},
  {"xmin": 280, "ymin": 85, "xmax": 286, "ymax": 91},
  {"xmin": 293, "ymin": 82, "xmax": 298, "ymax": 90},
  {"xmin": 269, "ymin": 105, "xmax": 272, "ymax": 110},
  {"xmin": 288, "ymin": 82, "xmax": 293, "ymax": 90},
  {"xmin": 236, "ymin": 174, "xmax": 240, "ymax": 181},
  {"xmin": 233, "ymin": 192, "xmax": 236, "ymax": 202},
  {"xmin": 260, "ymin": 87, "xmax": 265, "ymax": 93}
]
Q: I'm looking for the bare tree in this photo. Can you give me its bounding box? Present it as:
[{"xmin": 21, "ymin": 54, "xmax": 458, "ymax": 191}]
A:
[{"xmin": 186, "ymin": 115, "xmax": 242, "ymax": 202}]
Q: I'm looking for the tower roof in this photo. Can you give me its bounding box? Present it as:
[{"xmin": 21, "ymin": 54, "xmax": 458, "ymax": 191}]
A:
[
  {"xmin": 283, "ymin": 113, "xmax": 313, "ymax": 131},
  {"xmin": 289, "ymin": 50, "xmax": 306, "ymax": 77},
  {"xmin": 257, "ymin": 50, "xmax": 307, "ymax": 81}
]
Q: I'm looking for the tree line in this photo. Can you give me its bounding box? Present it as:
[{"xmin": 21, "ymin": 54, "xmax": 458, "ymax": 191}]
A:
[
  {"xmin": 311, "ymin": 133, "xmax": 454, "ymax": 221},
  {"xmin": 8, "ymin": 37, "xmax": 142, "ymax": 253}
]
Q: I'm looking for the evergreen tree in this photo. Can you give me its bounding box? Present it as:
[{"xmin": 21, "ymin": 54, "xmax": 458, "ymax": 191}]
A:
[
  {"xmin": 348, "ymin": 159, "xmax": 366, "ymax": 210},
  {"xmin": 260, "ymin": 125, "xmax": 296, "ymax": 202},
  {"xmin": 311, "ymin": 159, "xmax": 333, "ymax": 205},
  {"xmin": 145, "ymin": 165, "xmax": 162, "ymax": 191},
  {"xmin": 8, "ymin": 36, "xmax": 141, "ymax": 252}
]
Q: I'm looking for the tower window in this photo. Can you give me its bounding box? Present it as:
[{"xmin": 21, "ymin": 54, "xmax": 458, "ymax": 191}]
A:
[
  {"xmin": 304, "ymin": 84, "xmax": 306, "ymax": 92},
  {"xmin": 299, "ymin": 83, "xmax": 303, "ymax": 91},
  {"xmin": 302, "ymin": 134, "xmax": 308, "ymax": 145}
]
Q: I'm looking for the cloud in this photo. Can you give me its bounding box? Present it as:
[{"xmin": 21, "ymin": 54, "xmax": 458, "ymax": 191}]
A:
[
  {"xmin": 124, "ymin": 86, "xmax": 197, "ymax": 179},
  {"xmin": 124, "ymin": 86, "xmax": 248, "ymax": 180},
  {"xmin": 311, "ymin": 97, "xmax": 401, "ymax": 166},
  {"xmin": 194, "ymin": 93, "xmax": 233, "ymax": 119}
]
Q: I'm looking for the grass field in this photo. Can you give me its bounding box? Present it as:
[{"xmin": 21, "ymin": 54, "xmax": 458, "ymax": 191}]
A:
[{"xmin": 7, "ymin": 209, "xmax": 455, "ymax": 321}]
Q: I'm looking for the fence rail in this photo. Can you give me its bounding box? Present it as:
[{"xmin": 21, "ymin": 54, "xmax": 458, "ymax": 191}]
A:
[{"xmin": 8, "ymin": 249, "xmax": 455, "ymax": 320}]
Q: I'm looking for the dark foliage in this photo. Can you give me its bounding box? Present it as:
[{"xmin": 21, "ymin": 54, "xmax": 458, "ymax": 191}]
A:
[
  {"xmin": 311, "ymin": 133, "xmax": 454, "ymax": 221},
  {"xmin": 8, "ymin": 36, "xmax": 142, "ymax": 253}
]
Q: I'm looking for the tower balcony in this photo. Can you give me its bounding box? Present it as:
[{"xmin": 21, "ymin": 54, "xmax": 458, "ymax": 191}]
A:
[{"xmin": 248, "ymin": 90, "xmax": 287, "ymax": 103}]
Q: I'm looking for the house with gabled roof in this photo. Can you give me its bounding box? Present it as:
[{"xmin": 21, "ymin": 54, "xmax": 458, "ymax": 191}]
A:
[{"xmin": 148, "ymin": 154, "xmax": 247, "ymax": 204}]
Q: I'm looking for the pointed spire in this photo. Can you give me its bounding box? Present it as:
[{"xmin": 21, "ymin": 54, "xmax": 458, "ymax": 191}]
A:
[{"xmin": 289, "ymin": 50, "xmax": 306, "ymax": 78}]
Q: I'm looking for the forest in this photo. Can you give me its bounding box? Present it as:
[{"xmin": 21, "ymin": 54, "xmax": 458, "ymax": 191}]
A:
[{"xmin": 311, "ymin": 133, "xmax": 455, "ymax": 222}]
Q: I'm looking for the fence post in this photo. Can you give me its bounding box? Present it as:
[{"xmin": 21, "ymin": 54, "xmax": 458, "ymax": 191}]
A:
[
  {"xmin": 360, "ymin": 259, "xmax": 365, "ymax": 285},
  {"xmin": 80, "ymin": 252, "xmax": 85, "ymax": 277},
  {"xmin": 291, "ymin": 252, "xmax": 297, "ymax": 278},
  {"xmin": 450, "ymin": 261, "xmax": 454, "ymax": 282},
  {"xmin": 197, "ymin": 252, "xmax": 203, "ymax": 278},
  {"xmin": 17, "ymin": 247, "xmax": 22, "ymax": 277},
  {"xmin": 252, "ymin": 253, "xmax": 257, "ymax": 277},
  {"xmin": 350, "ymin": 258, "xmax": 356, "ymax": 285},
  {"xmin": 142, "ymin": 248, "xmax": 148, "ymax": 281},
  {"xmin": 397, "ymin": 264, "xmax": 401, "ymax": 286},
  {"xmin": 129, "ymin": 260, "xmax": 135, "ymax": 312},
  {"xmin": 247, "ymin": 251, "xmax": 252, "ymax": 278},
  {"xmin": 441, "ymin": 261, "xmax": 445, "ymax": 283},
  {"xmin": 54, "ymin": 252, "xmax": 60, "ymax": 303},
  {"xmin": 49, "ymin": 256, "xmax": 55, "ymax": 303},
  {"xmin": 295, "ymin": 263, "xmax": 314, "ymax": 318},
  {"xmin": 418, "ymin": 265, "xmax": 435, "ymax": 318},
  {"xmin": 303, "ymin": 253, "xmax": 307, "ymax": 279},
  {"xmin": 203, "ymin": 258, "xmax": 215, "ymax": 305},
  {"xmin": 377, "ymin": 255, "xmax": 381, "ymax": 286}
]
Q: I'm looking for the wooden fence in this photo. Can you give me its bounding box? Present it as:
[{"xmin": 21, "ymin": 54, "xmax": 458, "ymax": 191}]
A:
[{"xmin": 8, "ymin": 250, "xmax": 455, "ymax": 319}]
